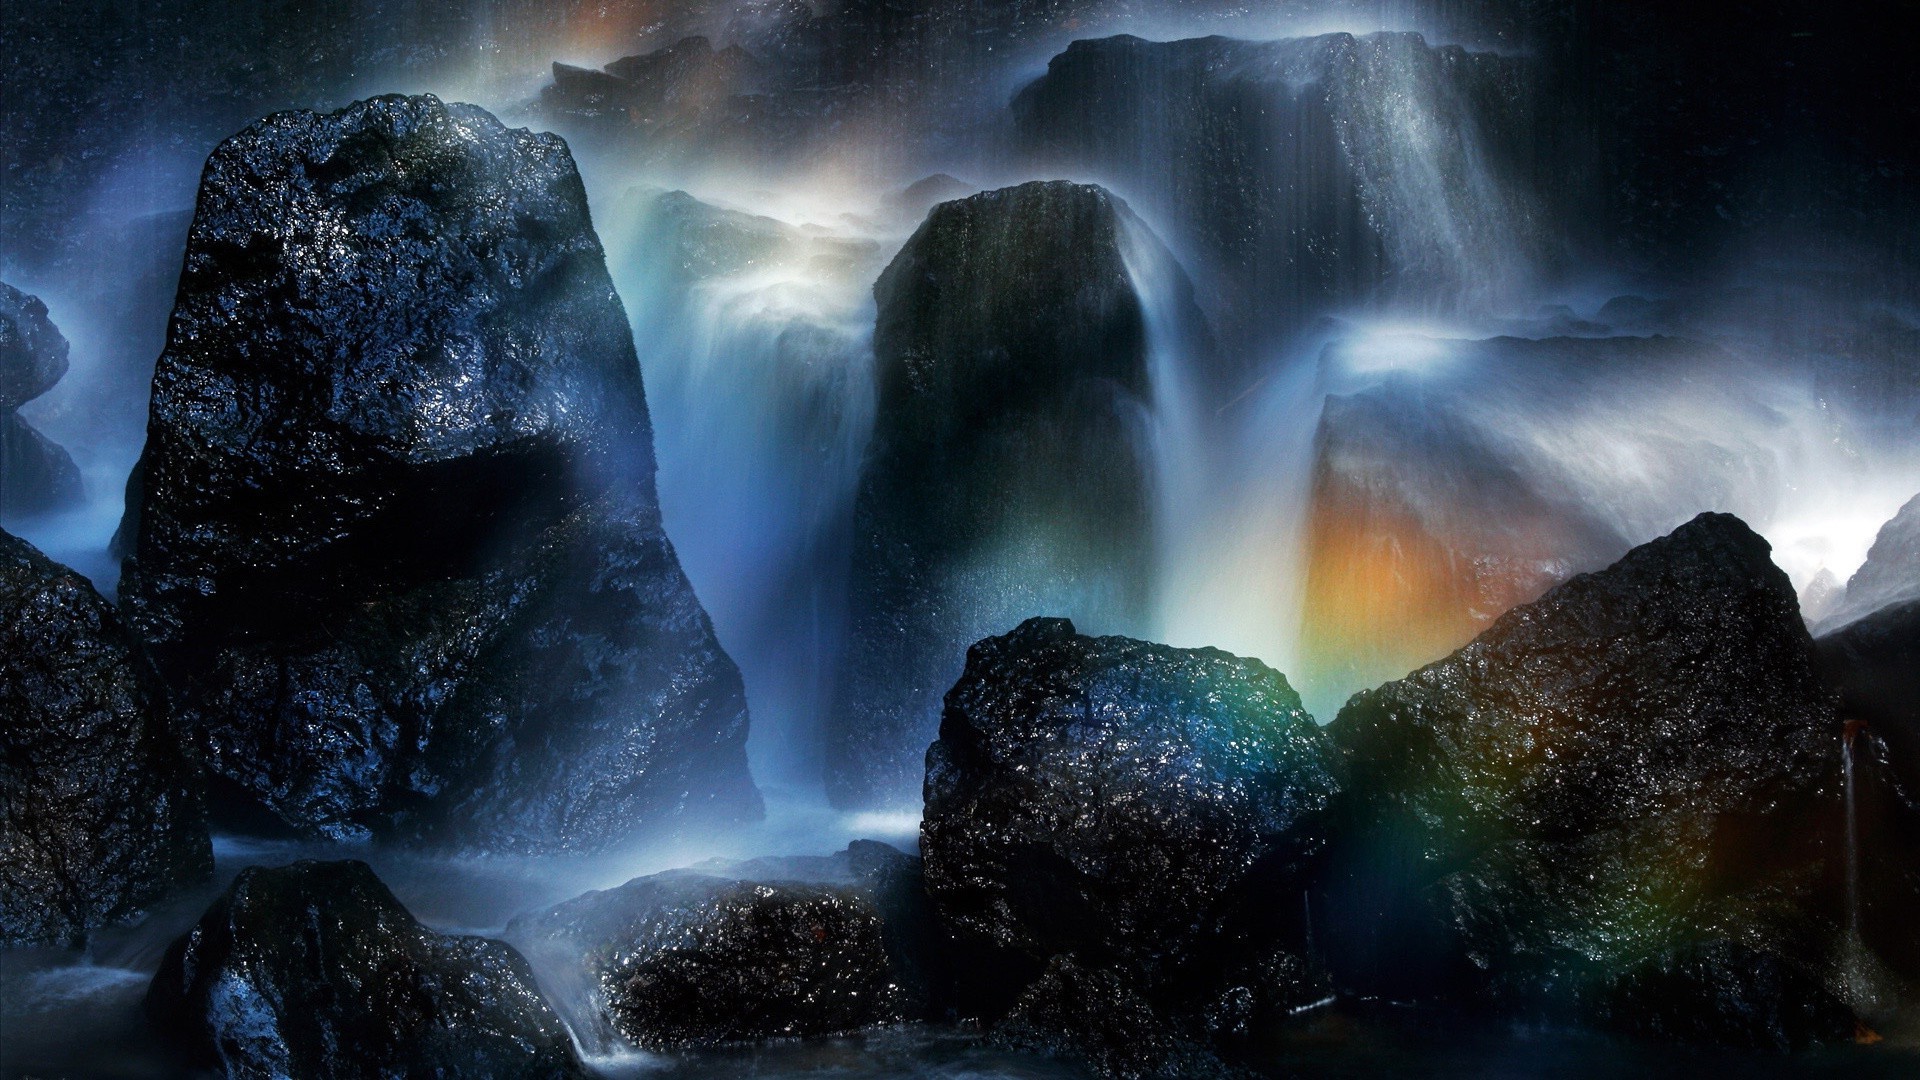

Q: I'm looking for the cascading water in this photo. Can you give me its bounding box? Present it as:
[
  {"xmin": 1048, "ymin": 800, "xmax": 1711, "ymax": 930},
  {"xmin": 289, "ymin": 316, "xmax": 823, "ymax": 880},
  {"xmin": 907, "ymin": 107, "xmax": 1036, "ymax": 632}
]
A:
[
  {"xmin": 1846, "ymin": 719, "xmax": 1866, "ymax": 940},
  {"xmin": 600, "ymin": 185, "xmax": 884, "ymax": 797}
]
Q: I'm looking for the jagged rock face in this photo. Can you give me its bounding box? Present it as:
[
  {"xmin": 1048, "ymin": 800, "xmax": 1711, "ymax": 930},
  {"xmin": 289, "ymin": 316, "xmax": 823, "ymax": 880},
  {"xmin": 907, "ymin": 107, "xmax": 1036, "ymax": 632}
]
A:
[
  {"xmin": 1013, "ymin": 32, "xmax": 1540, "ymax": 347},
  {"xmin": 504, "ymin": 842, "xmax": 919, "ymax": 1052},
  {"xmin": 0, "ymin": 529, "xmax": 210, "ymax": 946},
  {"xmin": 147, "ymin": 860, "xmax": 585, "ymax": 1080},
  {"xmin": 1, "ymin": 411, "xmax": 83, "ymax": 519},
  {"xmin": 1297, "ymin": 332, "xmax": 1837, "ymax": 720},
  {"xmin": 1827, "ymin": 493, "xmax": 1920, "ymax": 628},
  {"xmin": 0, "ymin": 281, "xmax": 83, "ymax": 519},
  {"xmin": 118, "ymin": 94, "xmax": 758, "ymax": 851},
  {"xmin": 922, "ymin": 617, "xmax": 1337, "ymax": 1029},
  {"xmin": 0, "ymin": 281, "xmax": 68, "ymax": 410},
  {"xmin": 829, "ymin": 181, "xmax": 1171, "ymax": 809},
  {"xmin": 1322, "ymin": 513, "xmax": 1847, "ymax": 1043}
]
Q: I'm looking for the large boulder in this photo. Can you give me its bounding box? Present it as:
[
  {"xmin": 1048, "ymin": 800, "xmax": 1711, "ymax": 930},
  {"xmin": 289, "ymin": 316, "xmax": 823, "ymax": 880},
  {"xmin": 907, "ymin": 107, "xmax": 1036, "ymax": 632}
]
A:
[
  {"xmin": 921, "ymin": 617, "xmax": 1339, "ymax": 1067},
  {"xmin": 828, "ymin": 181, "xmax": 1184, "ymax": 809},
  {"xmin": 0, "ymin": 527, "xmax": 210, "ymax": 946},
  {"xmin": 504, "ymin": 841, "xmax": 923, "ymax": 1052},
  {"xmin": 116, "ymin": 94, "xmax": 759, "ymax": 851},
  {"xmin": 0, "ymin": 281, "xmax": 68, "ymax": 410},
  {"xmin": 147, "ymin": 860, "xmax": 585, "ymax": 1079},
  {"xmin": 1012, "ymin": 32, "xmax": 1541, "ymax": 348},
  {"xmin": 1321, "ymin": 513, "xmax": 1852, "ymax": 1045},
  {"xmin": 1295, "ymin": 331, "xmax": 1864, "ymax": 719},
  {"xmin": 0, "ymin": 281, "xmax": 83, "ymax": 519}
]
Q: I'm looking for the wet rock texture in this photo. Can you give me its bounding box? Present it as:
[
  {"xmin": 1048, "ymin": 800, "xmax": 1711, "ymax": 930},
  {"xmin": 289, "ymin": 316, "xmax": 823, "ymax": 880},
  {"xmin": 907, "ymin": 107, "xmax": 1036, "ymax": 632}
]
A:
[
  {"xmin": 147, "ymin": 860, "xmax": 585, "ymax": 1080},
  {"xmin": 505, "ymin": 842, "xmax": 920, "ymax": 1051},
  {"xmin": 921, "ymin": 617, "xmax": 1338, "ymax": 1070},
  {"xmin": 0, "ymin": 281, "xmax": 82, "ymax": 518},
  {"xmin": 829, "ymin": 181, "xmax": 1173, "ymax": 809},
  {"xmin": 0, "ymin": 528, "xmax": 210, "ymax": 946},
  {"xmin": 1323, "ymin": 513, "xmax": 1849, "ymax": 1044},
  {"xmin": 117, "ymin": 94, "xmax": 759, "ymax": 851}
]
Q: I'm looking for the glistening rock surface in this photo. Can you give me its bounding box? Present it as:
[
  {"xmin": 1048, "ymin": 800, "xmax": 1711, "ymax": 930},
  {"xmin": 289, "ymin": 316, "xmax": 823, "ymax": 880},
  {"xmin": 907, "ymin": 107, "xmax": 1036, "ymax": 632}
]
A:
[
  {"xmin": 147, "ymin": 860, "xmax": 585, "ymax": 1079},
  {"xmin": 505, "ymin": 842, "xmax": 921, "ymax": 1051},
  {"xmin": 1322, "ymin": 513, "xmax": 1849, "ymax": 1045},
  {"xmin": 921, "ymin": 617, "xmax": 1337, "ymax": 1067},
  {"xmin": 117, "ymin": 94, "xmax": 759, "ymax": 851},
  {"xmin": 0, "ymin": 281, "xmax": 82, "ymax": 518},
  {"xmin": 829, "ymin": 181, "xmax": 1190, "ymax": 809},
  {"xmin": 0, "ymin": 527, "xmax": 210, "ymax": 946}
]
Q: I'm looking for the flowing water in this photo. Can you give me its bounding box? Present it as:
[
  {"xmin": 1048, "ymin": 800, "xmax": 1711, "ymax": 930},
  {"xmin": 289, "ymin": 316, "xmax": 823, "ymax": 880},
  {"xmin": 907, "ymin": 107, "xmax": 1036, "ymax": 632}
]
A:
[{"xmin": 6, "ymin": 2, "xmax": 1920, "ymax": 1076}]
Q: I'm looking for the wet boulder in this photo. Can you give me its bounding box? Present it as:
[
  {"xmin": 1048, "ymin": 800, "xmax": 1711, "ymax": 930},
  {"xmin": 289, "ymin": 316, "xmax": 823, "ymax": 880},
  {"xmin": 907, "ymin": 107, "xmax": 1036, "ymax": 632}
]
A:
[
  {"xmin": 829, "ymin": 181, "xmax": 1191, "ymax": 809},
  {"xmin": 0, "ymin": 281, "xmax": 67, "ymax": 410},
  {"xmin": 0, "ymin": 281, "xmax": 82, "ymax": 518},
  {"xmin": 147, "ymin": 860, "xmax": 585, "ymax": 1080},
  {"xmin": 1322, "ymin": 513, "xmax": 1849, "ymax": 1041},
  {"xmin": 504, "ymin": 842, "xmax": 920, "ymax": 1051},
  {"xmin": 117, "ymin": 94, "xmax": 759, "ymax": 851},
  {"xmin": 921, "ymin": 616, "xmax": 1339, "ymax": 1042},
  {"xmin": 0, "ymin": 528, "xmax": 210, "ymax": 946}
]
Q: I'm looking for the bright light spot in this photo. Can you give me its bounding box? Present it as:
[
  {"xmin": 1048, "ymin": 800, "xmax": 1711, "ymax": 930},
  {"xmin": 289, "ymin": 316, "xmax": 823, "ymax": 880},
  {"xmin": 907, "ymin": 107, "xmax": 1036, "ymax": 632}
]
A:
[{"xmin": 1337, "ymin": 329, "xmax": 1454, "ymax": 374}]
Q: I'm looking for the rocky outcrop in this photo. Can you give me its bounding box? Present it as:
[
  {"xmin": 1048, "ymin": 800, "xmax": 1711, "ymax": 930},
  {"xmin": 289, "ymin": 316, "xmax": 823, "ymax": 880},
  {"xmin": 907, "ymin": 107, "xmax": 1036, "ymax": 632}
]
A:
[
  {"xmin": 0, "ymin": 281, "xmax": 82, "ymax": 518},
  {"xmin": 147, "ymin": 860, "xmax": 584, "ymax": 1079},
  {"xmin": 828, "ymin": 181, "xmax": 1182, "ymax": 809},
  {"xmin": 921, "ymin": 617, "xmax": 1338, "ymax": 1068},
  {"xmin": 1824, "ymin": 493, "xmax": 1920, "ymax": 629},
  {"xmin": 1013, "ymin": 32, "xmax": 1540, "ymax": 347},
  {"xmin": 117, "ymin": 94, "xmax": 759, "ymax": 851},
  {"xmin": 1321, "ymin": 513, "xmax": 1850, "ymax": 1045},
  {"xmin": 0, "ymin": 528, "xmax": 210, "ymax": 946},
  {"xmin": 504, "ymin": 842, "xmax": 924, "ymax": 1052},
  {"xmin": 1297, "ymin": 332, "xmax": 1821, "ymax": 720}
]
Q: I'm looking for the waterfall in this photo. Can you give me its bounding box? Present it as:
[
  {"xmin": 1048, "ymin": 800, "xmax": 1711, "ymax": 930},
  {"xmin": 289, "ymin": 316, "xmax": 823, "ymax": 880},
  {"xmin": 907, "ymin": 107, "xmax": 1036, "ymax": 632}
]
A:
[
  {"xmin": 1845, "ymin": 719, "xmax": 1865, "ymax": 939},
  {"xmin": 602, "ymin": 187, "xmax": 883, "ymax": 795}
]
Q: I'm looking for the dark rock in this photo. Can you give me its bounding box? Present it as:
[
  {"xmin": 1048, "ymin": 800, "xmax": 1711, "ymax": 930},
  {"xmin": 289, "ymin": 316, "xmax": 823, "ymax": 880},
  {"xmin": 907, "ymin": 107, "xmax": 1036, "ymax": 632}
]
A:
[
  {"xmin": 117, "ymin": 94, "xmax": 759, "ymax": 850},
  {"xmin": 921, "ymin": 616, "xmax": 1338, "ymax": 1030},
  {"xmin": 0, "ymin": 528, "xmax": 210, "ymax": 946},
  {"xmin": 0, "ymin": 281, "xmax": 83, "ymax": 519},
  {"xmin": 829, "ymin": 181, "xmax": 1187, "ymax": 809},
  {"xmin": 1297, "ymin": 333, "xmax": 1813, "ymax": 719},
  {"xmin": 147, "ymin": 860, "xmax": 585, "ymax": 1079},
  {"xmin": 993, "ymin": 955, "xmax": 1234, "ymax": 1080},
  {"xmin": 1601, "ymin": 939, "xmax": 1859, "ymax": 1053},
  {"xmin": 504, "ymin": 843, "xmax": 919, "ymax": 1052},
  {"xmin": 1, "ymin": 410, "xmax": 84, "ymax": 519},
  {"xmin": 0, "ymin": 281, "xmax": 69, "ymax": 410},
  {"xmin": 1012, "ymin": 32, "xmax": 1541, "ymax": 350},
  {"xmin": 1321, "ymin": 513, "xmax": 1849, "ymax": 1043},
  {"xmin": 1817, "ymin": 599, "xmax": 1920, "ymax": 980}
]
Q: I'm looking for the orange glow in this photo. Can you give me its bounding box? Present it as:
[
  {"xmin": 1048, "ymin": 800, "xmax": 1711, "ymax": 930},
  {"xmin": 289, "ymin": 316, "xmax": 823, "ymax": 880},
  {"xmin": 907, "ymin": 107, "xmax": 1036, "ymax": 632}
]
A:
[{"xmin": 1299, "ymin": 473, "xmax": 1585, "ymax": 707}]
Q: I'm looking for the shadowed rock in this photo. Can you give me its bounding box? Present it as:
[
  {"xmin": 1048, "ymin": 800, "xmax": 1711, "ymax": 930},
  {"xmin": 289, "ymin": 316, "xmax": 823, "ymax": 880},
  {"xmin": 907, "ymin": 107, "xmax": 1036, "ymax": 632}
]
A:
[
  {"xmin": 829, "ymin": 181, "xmax": 1190, "ymax": 809},
  {"xmin": 147, "ymin": 860, "xmax": 585, "ymax": 1079},
  {"xmin": 0, "ymin": 527, "xmax": 210, "ymax": 946},
  {"xmin": 117, "ymin": 94, "xmax": 758, "ymax": 851},
  {"xmin": 505, "ymin": 842, "xmax": 922, "ymax": 1052},
  {"xmin": 922, "ymin": 617, "xmax": 1337, "ymax": 1068},
  {"xmin": 1322, "ymin": 513, "xmax": 1851, "ymax": 1046},
  {"xmin": 0, "ymin": 281, "xmax": 82, "ymax": 518}
]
